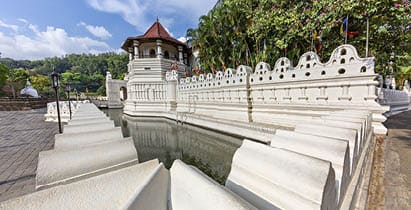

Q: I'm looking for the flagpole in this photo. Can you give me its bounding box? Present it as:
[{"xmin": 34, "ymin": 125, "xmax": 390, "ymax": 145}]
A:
[
  {"xmin": 365, "ymin": 17, "xmax": 369, "ymax": 57},
  {"xmin": 311, "ymin": 30, "xmax": 314, "ymax": 51},
  {"xmin": 345, "ymin": 15, "xmax": 348, "ymax": 44}
]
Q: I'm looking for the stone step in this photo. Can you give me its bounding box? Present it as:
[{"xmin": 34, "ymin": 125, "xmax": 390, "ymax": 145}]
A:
[
  {"xmin": 1, "ymin": 160, "xmax": 168, "ymax": 210},
  {"xmin": 62, "ymin": 121, "xmax": 115, "ymax": 134},
  {"xmin": 226, "ymin": 140, "xmax": 337, "ymax": 210},
  {"xmin": 170, "ymin": 159, "xmax": 257, "ymax": 210},
  {"xmin": 54, "ymin": 127, "xmax": 124, "ymax": 149},
  {"xmin": 67, "ymin": 117, "xmax": 112, "ymax": 126},
  {"xmin": 36, "ymin": 138, "xmax": 138, "ymax": 189}
]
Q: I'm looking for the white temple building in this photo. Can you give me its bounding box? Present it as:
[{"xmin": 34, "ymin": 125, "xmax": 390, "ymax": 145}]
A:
[{"xmin": 20, "ymin": 79, "xmax": 39, "ymax": 98}]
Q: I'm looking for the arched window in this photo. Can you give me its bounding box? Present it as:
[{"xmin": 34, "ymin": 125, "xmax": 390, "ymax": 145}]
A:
[
  {"xmin": 149, "ymin": 49, "xmax": 156, "ymax": 58},
  {"xmin": 164, "ymin": 51, "xmax": 170, "ymax": 59}
]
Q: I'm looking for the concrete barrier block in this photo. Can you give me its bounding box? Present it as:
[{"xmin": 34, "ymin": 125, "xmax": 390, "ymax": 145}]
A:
[
  {"xmin": 54, "ymin": 127, "xmax": 124, "ymax": 149},
  {"xmin": 68, "ymin": 117, "xmax": 111, "ymax": 125},
  {"xmin": 36, "ymin": 138, "xmax": 138, "ymax": 189},
  {"xmin": 226, "ymin": 140, "xmax": 337, "ymax": 210},
  {"xmin": 121, "ymin": 161, "xmax": 169, "ymax": 210},
  {"xmin": 62, "ymin": 121, "xmax": 115, "ymax": 134},
  {"xmin": 1, "ymin": 160, "xmax": 166, "ymax": 210},
  {"xmin": 295, "ymin": 124, "xmax": 359, "ymax": 171},
  {"xmin": 170, "ymin": 159, "xmax": 257, "ymax": 210},
  {"xmin": 271, "ymin": 130, "xmax": 350, "ymax": 205}
]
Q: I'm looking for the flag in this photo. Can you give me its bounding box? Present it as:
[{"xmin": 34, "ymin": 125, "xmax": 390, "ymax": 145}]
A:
[
  {"xmin": 340, "ymin": 16, "xmax": 359, "ymax": 38},
  {"xmin": 340, "ymin": 17, "xmax": 348, "ymax": 35}
]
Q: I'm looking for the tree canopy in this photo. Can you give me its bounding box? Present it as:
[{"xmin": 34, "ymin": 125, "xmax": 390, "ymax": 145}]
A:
[
  {"xmin": 187, "ymin": 0, "xmax": 410, "ymax": 87},
  {"xmin": 0, "ymin": 53, "xmax": 128, "ymax": 97}
]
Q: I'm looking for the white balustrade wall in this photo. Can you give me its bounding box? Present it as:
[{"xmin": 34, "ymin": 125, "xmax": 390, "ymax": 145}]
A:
[
  {"xmin": 44, "ymin": 101, "xmax": 81, "ymax": 122},
  {"xmin": 177, "ymin": 65, "xmax": 252, "ymax": 122},
  {"xmin": 378, "ymin": 87, "xmax": 410, "ymax": 116},
  {"xmin": 174, "ymin": 44, "xmax": 387, "ymax": 130}
]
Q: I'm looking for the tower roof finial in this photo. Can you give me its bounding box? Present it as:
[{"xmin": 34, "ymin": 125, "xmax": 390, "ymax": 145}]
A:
[{"xmin": 156, "ymin": 16, "xmax": 159, "ymax": 22}]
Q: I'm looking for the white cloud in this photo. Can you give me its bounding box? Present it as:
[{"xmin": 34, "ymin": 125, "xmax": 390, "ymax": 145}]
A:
[
  {"xmin": 0, "ymin": 20, "xmax": 18, "ymax": 32},
  {"xmin": 78, "ymin": 21, "xmax": 112, "ymax": 39},
  {"xmin": 17, "ymin": 18, "xmax": 28, "ymax": 24},
  {"xmin": 0, "ymin": 22, "xmax": 112, "ymax": 60},
  {"xmin": 86, "ymin": 0, "xmax": 216, "ymax": 33},
  {"xmin": 177, "ymin": 36, "xmax": 187, "ymax": 43}
]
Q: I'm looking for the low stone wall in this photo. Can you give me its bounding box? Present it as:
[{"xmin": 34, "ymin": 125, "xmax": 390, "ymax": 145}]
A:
[
  {"xmin": 377, "ymin": 88, "xmax": 410, "ymax": 116},
  {"xmin": 0, "ymin": 98, "xmax": 52, "ymax": 111}
]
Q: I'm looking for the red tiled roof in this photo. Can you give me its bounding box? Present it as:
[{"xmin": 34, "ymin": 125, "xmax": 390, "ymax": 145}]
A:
[
  {"xmin": 121, "ymin": 20, "xmax": 185, "ymax": 50},
  {"xmin": 136, "ymin": 21, "xmax": 184, "ymax": 44}
]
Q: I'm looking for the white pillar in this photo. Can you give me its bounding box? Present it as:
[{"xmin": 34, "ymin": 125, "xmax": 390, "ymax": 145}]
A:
[
  {"xmin": 156, "ymin": 40, "xmax": 163, "ymax": 58},
  {"xmin": 178, "ymin": 46, "xmax": 183, "ymax": 63},
  {"xmin": 133, "ymin": 40, "xmax": 139, "ymax": 59},
  {"xmin": 128, "ymin": 48, "xmax": 133, "ymax": 61}
]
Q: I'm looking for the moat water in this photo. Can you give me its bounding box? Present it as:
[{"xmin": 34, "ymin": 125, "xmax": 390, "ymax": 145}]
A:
[{"xmin": 102, "ymin": 109, "xmax": 243, "ymax": 184}]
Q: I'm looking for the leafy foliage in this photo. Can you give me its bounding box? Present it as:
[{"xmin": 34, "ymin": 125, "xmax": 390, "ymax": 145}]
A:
[
  {"xmin": 188, "ymin": 0, "xmax": 410, "ymax": 79},
  {"xmin": 0, "ymin": 53, "xmax": 128, "ymax": 97}
]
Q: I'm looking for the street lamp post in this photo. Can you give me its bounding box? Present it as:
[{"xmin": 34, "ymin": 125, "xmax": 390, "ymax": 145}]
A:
[
  {"xmin": 74, "ymin": 88, "xmax": 78, "ymax": 101},
  {"xmin": 50, "ymin": 71, "xmax": 62, "ymax": 134},
  {"xmin": 65, "ymin": 82, "xmax": 72, "ymax": 120}
]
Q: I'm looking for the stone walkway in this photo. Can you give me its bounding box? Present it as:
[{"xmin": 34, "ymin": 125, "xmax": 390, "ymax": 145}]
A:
[
  {"xmin": 0, "ymin": 109, "xmax": 57, "ymax": 202},
  {"xmin": 383, "ymin": 110, "xmax": 411, "ymax": 209}
]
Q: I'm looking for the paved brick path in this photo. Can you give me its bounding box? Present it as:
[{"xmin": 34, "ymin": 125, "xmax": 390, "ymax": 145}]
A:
[
  {"xmin": 383, "ymin": 110, "xmax": 411, "ymax": 209},
  {"xmin": 0, "ymin": 109, "xmax": 57, "ymax": 202}
]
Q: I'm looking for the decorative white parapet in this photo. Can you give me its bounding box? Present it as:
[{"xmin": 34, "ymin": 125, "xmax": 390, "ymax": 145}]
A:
[
  {"xmin": 177, "ymin": 65, "xmax": 252, "ymax": 122},
  {"xmin": 1, "ymin": 160, "xmax": 169, "ymax": 210},
  {"xmin": 170, "ymin": 159, "xmax": 257, "ymax": 210},
  {"xmin": 173, "ymin": 44, "xmax": 388, "ymax": 135},
  {"xmin": 226, "ymin": 140, "xmax": 337, "ymax": 210},
  {"xmin": 377, "ymin": 87, "xmax": 410, "ymax": 116},
  {"xmin": 36, "ymin": 138, "xmax": 138, "ymax": 189},
  {"xmin": 54, "ymin": 127, "xmax": 123, "ymax": 149},
  {"xmin": 44, "ymin": 101, "xmax": 83, "ymax": 122},
  {"xmin": 270, "ymin": 130, "xmax": 350, "ymax": 205},
  {"xmin": 295, "ymin": 124, "xmax": 359, "ymax": 170}
]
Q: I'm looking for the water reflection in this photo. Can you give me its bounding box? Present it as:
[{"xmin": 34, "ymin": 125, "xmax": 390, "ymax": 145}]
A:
[{"xmin": 102, "ymin": 109, "xmax": 242, "ymax": 184}]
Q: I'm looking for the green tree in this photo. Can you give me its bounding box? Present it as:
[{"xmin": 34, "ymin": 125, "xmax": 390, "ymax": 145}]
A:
[
  {"xmin": 7, "ymin": 68, "xmax": 29, "ymax": 98},
  {"xmin": 0, "ymin": 64, "xmax": 10, "ymax": 96},
  {"xmin": 188, "ymin": 0, "xmax": 410, "ymax": 78},
  {"xmin": 30, "ymin": 75, "xmax": 52, "ymax": 97}
]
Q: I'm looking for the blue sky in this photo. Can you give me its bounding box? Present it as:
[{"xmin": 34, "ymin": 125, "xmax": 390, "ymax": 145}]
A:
[{"xmin": 0, "ymin": 0, "xmax": 216, "ymax": 60}]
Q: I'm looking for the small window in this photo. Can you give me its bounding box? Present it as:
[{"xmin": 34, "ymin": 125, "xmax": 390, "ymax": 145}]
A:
[
  {"xmin": 149, "ymin": 49, "xmax": 156, "ymax": 58},
  {"xmin": 269, "ymin": 76, "xmax": 272, "ymax": 80},
  {"xmin": 281, "ymin": 60, "xmax": 284, "ymax": 66},
  {"xmin": 338, "ymin": 68, "xmax": 346, "ymax": 74},
  {"xmin": 306, "ymin": 55, "xmax": 311, "ymax": 61},
  {"xmin": 306, "ymin": 64, "xmax": 310, "ymax": 69},
  {"xmin": 279, "ymin": 74, "xmax": 284, "ymax": 79},
  {"xmin": 259, "ymin": 77, "xmax": 263, "ymax": 81},
  {"xmin": 226, "ymin": 80, "xmax": 229, "ymax": 84},
  {"xmin": 349, "ymin": 57, "xmax": 354, "ymax": 62},
  {"xmin": 144, "ymin": 67, "xmax": 151, "ymax": 70},
  {"xmin": 360, "ymin": 66, "xmax": 366, "ymax": 73},
  {"xmin": 341, "ymin": 48, "xmax": 347, "ymax": 55},
  {"xmin": 341, "ymin": 58, "xmax": 345, "ymax": 64},
  {"xmin": 281, "ymin": 68, "xmax": 284, "ymax": 72},
  {"xmin": 305, "ymin": 72, "xmax": 311, "ymax": 77},
  {"xmin": 321, "ymin": 71, "xmax": 326, "ymax": 75},
  {"xmin": 164, "ymin": 51, "xmax": 170, "ymax": 59},
  {"xmin": 250, "ymin": 78, "xmax": 254, "ymax": 83},
  {"xmin": 239, "ymin": 79, "xmax": 243, "ymax": 83},
  {"xmin": 260, "ymin": 64, "xmax": 263, "ymax": 69},
  {"xmin": 232, "ymin": 80, "xmax": 235, "ymax": 84},
  {"xmin": 292, "ymin": 74, "xmax": 295, "ymax": 78}
]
